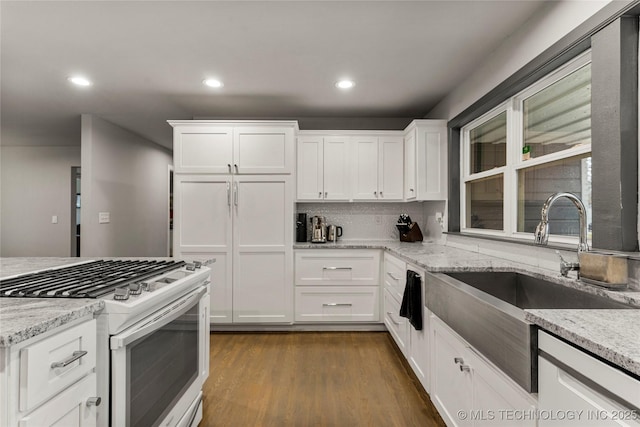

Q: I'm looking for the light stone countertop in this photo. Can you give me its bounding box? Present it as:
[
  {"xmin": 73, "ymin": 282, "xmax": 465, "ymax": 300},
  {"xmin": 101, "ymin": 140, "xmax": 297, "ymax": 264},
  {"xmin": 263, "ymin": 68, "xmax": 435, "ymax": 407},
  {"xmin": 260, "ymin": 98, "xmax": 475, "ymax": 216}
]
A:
[
  {"xmin": 525, "ymin": 310, "xmax": 640, "ymax": 377},
  {"xmin": 296, "ymin": 240, "xmax": 640, "ymax": 377}
]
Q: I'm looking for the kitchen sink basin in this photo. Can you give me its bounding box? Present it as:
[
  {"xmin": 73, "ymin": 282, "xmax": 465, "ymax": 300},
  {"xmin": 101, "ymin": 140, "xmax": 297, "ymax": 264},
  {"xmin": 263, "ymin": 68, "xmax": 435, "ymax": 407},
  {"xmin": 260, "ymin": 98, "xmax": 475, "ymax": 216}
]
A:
[
  {"xmin": 425, "ymin": 271, "xmax": 634, "ymax": 393},
  {"xmin": 445, "ymin": 271, "xmax": 632, "ymax": 310}
]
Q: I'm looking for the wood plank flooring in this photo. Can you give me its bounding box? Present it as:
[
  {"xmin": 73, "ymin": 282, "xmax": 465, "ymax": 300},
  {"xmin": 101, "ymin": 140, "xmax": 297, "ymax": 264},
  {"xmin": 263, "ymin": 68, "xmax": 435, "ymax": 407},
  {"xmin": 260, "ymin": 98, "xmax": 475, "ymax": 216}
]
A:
[{"xmin": 202, "ymin": 332, "xmax": 445, "ymax": 427}]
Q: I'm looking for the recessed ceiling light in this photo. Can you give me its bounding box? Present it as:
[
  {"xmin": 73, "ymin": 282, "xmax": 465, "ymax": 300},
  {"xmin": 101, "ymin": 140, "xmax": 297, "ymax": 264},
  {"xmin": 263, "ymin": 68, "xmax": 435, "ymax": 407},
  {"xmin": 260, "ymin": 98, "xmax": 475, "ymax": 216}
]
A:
[
  {"xmin": 203, "ymin": 79, "xmax": 224, "ymax": 88},
  {"xmin": 336, "ymin": 80, "xmax": 355, "ymax": 89},
  {"xmin": 68, "ymin": 76, "xmax": 92, "ymax": 87}
]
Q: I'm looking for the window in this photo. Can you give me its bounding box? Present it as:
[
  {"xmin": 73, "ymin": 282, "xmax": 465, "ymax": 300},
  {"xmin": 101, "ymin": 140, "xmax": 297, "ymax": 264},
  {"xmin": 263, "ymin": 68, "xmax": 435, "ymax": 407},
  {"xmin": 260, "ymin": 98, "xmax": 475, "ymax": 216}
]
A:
[{"xmin": 461, "ymin": 52, "xmax": 592, "ymax": 244}]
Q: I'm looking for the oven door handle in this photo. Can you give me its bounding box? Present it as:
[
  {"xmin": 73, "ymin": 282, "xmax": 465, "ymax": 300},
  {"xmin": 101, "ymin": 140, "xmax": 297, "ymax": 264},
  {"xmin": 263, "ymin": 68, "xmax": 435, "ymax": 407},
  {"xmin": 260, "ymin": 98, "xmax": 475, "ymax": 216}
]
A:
[{"xmin": 110, "ymin": 286, "xmax": 207, "ymax": 350}]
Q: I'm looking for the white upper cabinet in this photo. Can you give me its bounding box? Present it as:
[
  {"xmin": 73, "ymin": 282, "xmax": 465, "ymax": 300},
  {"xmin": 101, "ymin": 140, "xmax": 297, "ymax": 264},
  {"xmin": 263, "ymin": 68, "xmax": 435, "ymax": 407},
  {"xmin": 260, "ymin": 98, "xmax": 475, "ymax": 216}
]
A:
[
  {"xmin": 405, "ymin": 120, "xmax": 448, "ymax": 201},
  {"xmin": 351, "ymin": 135, "xmax": 404, "ymax": 201},
  {"xmin": 404, "ymin": 129, "xmax": 417, "ymax": 200},
  {"xmin": 296, "ymin": 135, "xmax": 350, "ymax": 201},
  {"xmin": 170, "ymin": 121, "xmax": 296, "ymax": 174}
]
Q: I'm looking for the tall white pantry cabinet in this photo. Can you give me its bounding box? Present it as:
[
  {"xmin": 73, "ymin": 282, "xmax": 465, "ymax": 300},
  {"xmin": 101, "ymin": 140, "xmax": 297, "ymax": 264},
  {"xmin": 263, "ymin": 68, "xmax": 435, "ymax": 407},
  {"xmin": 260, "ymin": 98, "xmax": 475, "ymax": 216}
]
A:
[{"xmin": 169, "ymin": 121, "xmax": 296, "ymax": 324}]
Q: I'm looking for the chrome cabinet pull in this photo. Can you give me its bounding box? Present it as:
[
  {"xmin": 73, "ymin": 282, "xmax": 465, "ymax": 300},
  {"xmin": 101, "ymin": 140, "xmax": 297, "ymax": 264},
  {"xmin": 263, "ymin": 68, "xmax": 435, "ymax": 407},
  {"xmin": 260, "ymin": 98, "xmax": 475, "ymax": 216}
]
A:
[
  {"xmin": 387, "ymin": 272, "xmax": 400, "ymax": 281},
  {"xmin": 51, "ymin": 350, "xmax": 88, "ymax": 368},
  {"xmin": 459, "ymin": 364, "xmax": 471, "ymax": 372},
  {"xmin": 322, "ymin": 267, "xmax": 352, "ymax": 270},
  {"xmin": 226, "ymin": 182, "xmax": 231, "ymax": 207},
  {"xmin": 86, "ymin": 397, "xmax": 102, "ymax": 407},
  {"xmin": 233, "ymin": 182, "xmax": 238, "ymax": 206},
  {"xmin": 234, "ymin": 164, "xmax": 239, "ymax": 173},
  {"xmin": 410, "ymin": 188, "xmax": 414, "ymax": 192},
  {"xmin": 380, "ymin": 191, "xmax": 383, "ymax": 197},
  {"xmin": 454, "ymin": 357, "xmax": 464, "ymax": 365},
  {"xmin": 227, "ymin": 164, "xmax": 231, "ymax": 173},
  {"xmin": 325, "ymin": 192, "xmax": 328, "ymax": 198},
  {"xmin": 323, "ymin": 303, "xmax": 352, "ymax": 307},
  {"xmin": 374, "ymin": 191, "xmax": 377, "ymax": 197},
  {"xmin": 319, "ymin": 191, "xmax": 322, "ymax": 198}
]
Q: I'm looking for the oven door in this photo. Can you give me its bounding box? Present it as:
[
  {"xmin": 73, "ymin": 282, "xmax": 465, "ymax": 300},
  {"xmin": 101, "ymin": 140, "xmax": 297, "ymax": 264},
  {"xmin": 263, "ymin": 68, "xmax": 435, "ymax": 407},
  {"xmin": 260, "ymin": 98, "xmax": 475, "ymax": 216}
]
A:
[{"xmin": 110, "ymin": 286, "xmax": 207, "ymax": 427}]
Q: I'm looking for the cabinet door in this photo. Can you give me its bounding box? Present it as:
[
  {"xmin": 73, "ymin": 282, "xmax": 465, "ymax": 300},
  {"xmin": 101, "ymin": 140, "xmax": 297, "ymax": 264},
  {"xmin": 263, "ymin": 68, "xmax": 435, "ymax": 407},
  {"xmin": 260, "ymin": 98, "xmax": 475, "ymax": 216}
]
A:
[
  {"xmin": 470, "ymin": 347, "xmax": 536, "ymax": 427},
  {"xmin": 18, "ymin": 373, "xmax": 97, "ymax": 427},
  {"xmin": 173, "ymin": 126, "xmax": 233, "ymax": 174},
  {"xmin": 417, "ymin": 125, "xmax": 448, "ymax": 200},
  {"xmin": 431, "ymin": 315, "xmax": 472, "ymax": 427},
  {"xmin": 174, "ymin": 176, "xmax": 233, "ymax": 324},
  {"xmin": 234, "ymin": 126, "xmax": 294, "ymax": 174},
  {"xmin": 378, "ymin": 136, "xmax": 404, "ymax": 200},
  {"xmin": 233, "ymin": 176, "xmax": 293, "ymax": 323},
  {"xmin": 351, "ymin": 136, "xmax": 379, "ymax": 200},
  {"xmin": 404, "ymin": 130, "xmax": 417, "ymax": 200},
  {"xmin": 297, "ymin": 136, "xmax": 323, "ymax": 200},
  {"xmin": 323, "ymin": 136, "xmax": 351, "ymax": 200},
  {"xmin": 384, "ymin": 289, "xmax": 408, "ymax": 355}
]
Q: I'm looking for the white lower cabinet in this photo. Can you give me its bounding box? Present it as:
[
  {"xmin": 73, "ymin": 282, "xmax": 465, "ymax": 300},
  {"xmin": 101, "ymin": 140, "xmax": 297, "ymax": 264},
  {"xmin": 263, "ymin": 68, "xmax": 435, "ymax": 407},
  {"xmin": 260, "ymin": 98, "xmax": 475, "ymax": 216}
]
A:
[
  {"xmin": 430, "ymin": 315, "xmax": 536, "ymax": 427},
  {"xmin": 294, "ymin": 249, "xmax": 381, "ymax": 323},
  {"xmin": 407, "ymin": 264, "xmax": 430, "ymax": 393},
  {"xmin": 18, "ymin": 373, "xmax": 98, "ymax": 427},
  {"xmin": 538, "ymin": 331, "xmax": 640, "ymax": 427},
  {"xmin": 384, "ymin": 288, "xmax": 408, "ymax": 354},
  {"xmin": 295, "ymin": 286, "xmax": 379, "ymax": 322},
  {"xmin": 0, "ymin": 318, "xmax": 99, "ymax": 427}
]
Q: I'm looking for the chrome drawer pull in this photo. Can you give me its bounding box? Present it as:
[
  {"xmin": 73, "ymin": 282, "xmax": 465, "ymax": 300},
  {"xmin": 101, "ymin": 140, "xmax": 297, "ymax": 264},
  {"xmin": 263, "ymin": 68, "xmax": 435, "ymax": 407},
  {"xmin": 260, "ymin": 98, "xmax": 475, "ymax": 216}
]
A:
[
  {"xmin": 323, "ymin": 267, "xmax": 352, "ymax": 270},
  {"xmin": 459, "ymin": 364, "xmax": 471, "ymax": 373},
  {"xmin": 454, "ymin": 357, "xmax": 464, "ymax": 365},
  {"xmin": 51, "ymin": 350, "xmax": 88, "ymax": 368},
  {"xmin": 323, "ymin": 303, "xmax": 352, "ymax": 307},
  {"xmin": 386, "ymin": 312, "xmax": 401, "ymax": 325},
  {"xmin": 387, "ymin": 272, "xmax": 400, "ymax": 281},
  {"xmin": 86, "ymin": 397, "xmax": 102, "ymax": 407}
]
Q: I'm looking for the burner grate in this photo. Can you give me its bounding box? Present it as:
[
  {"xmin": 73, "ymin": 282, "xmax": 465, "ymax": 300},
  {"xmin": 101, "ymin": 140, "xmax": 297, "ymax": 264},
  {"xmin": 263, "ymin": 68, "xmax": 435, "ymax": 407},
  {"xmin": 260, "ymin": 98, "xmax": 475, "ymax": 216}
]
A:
[{"xmin": 0, "ymin": 260, "xmax": 186, "ymax": 298}]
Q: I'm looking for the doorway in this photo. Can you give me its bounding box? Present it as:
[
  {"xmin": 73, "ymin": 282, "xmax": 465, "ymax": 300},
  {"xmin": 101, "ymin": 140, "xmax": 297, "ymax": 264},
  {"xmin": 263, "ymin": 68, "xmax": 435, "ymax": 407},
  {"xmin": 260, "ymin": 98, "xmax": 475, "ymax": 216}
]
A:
[{"xmin": 71, "ymin": 167, "xmax": 81, "ymax": 256}]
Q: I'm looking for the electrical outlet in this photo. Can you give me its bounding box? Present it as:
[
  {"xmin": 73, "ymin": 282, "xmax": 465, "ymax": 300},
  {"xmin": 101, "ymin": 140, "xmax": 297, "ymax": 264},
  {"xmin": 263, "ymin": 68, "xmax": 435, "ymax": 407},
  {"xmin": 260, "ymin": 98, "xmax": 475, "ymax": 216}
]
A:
[
  {"xmin": 51, "ymin": 215, "xmax": 58, "ymax": 224},
  {"xmin": 374, "ymin": 215, "xmax": 382, "ymax": 225}
]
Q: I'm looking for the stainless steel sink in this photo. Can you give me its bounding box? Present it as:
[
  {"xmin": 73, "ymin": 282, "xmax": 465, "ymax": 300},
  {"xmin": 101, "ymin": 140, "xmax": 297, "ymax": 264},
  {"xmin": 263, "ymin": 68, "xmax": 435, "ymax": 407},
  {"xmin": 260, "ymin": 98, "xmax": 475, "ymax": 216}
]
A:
[
  {"xmin": 425, "ymin": 271, "xmax": 633, "ymax": 393},
  {"xmin": 446, "ymin": 271, "xmax": 632, "ymax": 310}
]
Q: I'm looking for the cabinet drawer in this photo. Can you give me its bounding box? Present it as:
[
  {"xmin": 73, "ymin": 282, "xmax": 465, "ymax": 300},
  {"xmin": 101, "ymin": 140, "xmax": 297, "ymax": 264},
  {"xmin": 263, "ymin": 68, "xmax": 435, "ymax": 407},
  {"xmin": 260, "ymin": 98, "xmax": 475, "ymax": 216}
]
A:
[
  {"xmin": 384, "ymin": 289, "xmax": 408, "ymax": 354},
  {"xmin": 20, "ymin": 319, "xmax": 97, "ymax": 412},
  {"xmin": 18, "ymin": 372, "xmax": 97, "ymax": 427},
  {"xmin": 384, "ymin": 254, "xmax": 406, "ymax": 303},
  {"xmin": 295, "ymin": 250, "xmax": 380, "ymax": 286},
  {"xmin": 295, "ymin": 286, "xmax": 379, "ymax": 322}
]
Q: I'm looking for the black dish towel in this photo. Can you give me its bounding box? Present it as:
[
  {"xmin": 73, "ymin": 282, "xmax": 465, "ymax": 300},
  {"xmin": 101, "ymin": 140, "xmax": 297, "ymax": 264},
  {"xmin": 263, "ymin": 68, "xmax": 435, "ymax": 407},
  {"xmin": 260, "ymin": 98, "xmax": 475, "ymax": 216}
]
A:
[{"xmin": 399, "ymin": 270, "xmax": 422, "ymax": 330}]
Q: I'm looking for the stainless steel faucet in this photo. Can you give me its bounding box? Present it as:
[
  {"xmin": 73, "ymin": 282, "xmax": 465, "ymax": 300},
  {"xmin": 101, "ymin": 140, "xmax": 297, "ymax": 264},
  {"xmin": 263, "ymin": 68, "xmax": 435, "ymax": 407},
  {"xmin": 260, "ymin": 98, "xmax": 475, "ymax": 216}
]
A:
[
  {"xmin": 534, "ymin": 192, "xmax": 589, "ymax": 252},
  {"xmin": 534, "ymin": 192, "xmax": 589, "ymax": 277}
]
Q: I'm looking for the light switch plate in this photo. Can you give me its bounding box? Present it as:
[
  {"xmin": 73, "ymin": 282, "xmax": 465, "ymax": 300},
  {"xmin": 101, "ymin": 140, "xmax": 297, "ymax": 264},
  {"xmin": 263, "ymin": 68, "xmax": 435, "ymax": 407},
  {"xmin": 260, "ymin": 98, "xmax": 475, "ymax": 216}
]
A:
[
  {"xmin": 99, "ymin": 212, "xmax": 110, "ymax": 224},
  {"xmin": 51, "ymin": 215, "xmax": 58, "ymax": 224}
]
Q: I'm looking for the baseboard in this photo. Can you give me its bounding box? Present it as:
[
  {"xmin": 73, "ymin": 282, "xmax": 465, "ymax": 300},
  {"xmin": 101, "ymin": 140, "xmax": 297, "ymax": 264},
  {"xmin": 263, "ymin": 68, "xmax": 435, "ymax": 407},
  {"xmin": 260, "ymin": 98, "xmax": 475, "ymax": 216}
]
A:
[{"xmin": 210, "ymin": 323, "xmax": 388, "ymax": 332}]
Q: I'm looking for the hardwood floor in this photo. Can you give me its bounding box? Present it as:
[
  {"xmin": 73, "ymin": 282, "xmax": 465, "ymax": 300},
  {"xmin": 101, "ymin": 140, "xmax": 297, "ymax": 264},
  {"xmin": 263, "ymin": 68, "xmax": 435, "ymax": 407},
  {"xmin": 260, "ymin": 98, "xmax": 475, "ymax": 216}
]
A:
[{"xmin": 202, "ymin": 332, "xmax": 445, "ymax": 427}]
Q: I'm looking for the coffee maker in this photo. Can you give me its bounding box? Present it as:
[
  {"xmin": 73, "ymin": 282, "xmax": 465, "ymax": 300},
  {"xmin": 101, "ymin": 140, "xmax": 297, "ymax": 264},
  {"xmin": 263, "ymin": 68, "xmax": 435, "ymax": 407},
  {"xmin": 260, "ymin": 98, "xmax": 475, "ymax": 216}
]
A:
[{"xmin": 310, "ymin": 216, "xmax": 327, "ymax": 243}]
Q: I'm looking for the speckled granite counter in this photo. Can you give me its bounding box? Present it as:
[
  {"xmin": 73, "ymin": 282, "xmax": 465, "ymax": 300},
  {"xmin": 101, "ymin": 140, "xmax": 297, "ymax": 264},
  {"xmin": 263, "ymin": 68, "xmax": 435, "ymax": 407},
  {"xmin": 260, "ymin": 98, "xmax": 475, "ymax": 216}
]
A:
[
  {"xmin": 0, "ymin": 257, "xmax": 105, "ymax": 347},
  {"xmin": 525, "ymin": 310, "xmax": 640, "ymax": 377},
  {"xmin": 296, "ymin": 240, "xmax": 640, "ymax": 376}
]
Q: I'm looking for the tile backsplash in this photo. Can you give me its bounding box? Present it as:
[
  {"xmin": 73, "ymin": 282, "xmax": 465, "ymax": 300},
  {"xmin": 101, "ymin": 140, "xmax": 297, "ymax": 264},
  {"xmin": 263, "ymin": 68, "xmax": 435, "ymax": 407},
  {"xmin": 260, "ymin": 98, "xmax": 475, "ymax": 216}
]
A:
[{"xmin": 297, "ymin": 201, "xmax": 445, "ymax": 241}]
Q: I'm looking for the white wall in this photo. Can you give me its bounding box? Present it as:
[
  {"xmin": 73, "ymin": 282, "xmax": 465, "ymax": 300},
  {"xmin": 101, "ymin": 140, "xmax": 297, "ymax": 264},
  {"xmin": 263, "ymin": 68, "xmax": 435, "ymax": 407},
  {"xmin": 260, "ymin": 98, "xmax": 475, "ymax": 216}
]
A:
[
  {"xmin": 426, "ymin": 0, "xmax": 612, "ymax": 121},
  {"xmin": 0, "ymin": 146, "xmax": 81, "ymax": 256},
  {"xmin": 81, "ymin": 115, "xmax": 172, "ymax": 257}
]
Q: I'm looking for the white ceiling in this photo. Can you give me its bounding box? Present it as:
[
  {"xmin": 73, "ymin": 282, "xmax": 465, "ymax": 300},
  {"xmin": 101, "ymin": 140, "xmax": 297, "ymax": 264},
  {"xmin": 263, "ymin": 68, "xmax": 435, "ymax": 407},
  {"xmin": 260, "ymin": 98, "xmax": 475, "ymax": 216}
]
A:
[{"xmin": 1, "ymin": 0, "xmax": 549, "ymax": 149}]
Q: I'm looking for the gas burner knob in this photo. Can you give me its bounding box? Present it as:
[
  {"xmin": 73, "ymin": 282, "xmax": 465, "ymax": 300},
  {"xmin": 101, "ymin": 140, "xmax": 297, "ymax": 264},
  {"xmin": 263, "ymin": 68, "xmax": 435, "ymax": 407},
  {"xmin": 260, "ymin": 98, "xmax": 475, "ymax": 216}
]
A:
[
  {"xmin": 185, "ymin": 263, "xmax": 196, "ymax": 271},
  {"xmin": 139, "ymin": 281, "xmax": 150, "ymax": 292},
  {"xmin": 113, "ymin": 288, "xmax": 130, "ymax": 301},
  {"xmin": 194, "ymin": 261, "xmax": 202, "ymax": 269},
  {"xmin": 128, "ymin": 283, "xmax": 142, "ymax": 295}
]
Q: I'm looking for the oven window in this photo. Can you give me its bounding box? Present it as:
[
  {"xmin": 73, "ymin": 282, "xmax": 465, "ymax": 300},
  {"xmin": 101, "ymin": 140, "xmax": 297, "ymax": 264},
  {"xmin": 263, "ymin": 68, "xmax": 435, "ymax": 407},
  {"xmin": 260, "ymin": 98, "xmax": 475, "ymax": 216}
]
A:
[{"xmin": 128, "ymin": 304, "xmax": 199, "ymax": 427}]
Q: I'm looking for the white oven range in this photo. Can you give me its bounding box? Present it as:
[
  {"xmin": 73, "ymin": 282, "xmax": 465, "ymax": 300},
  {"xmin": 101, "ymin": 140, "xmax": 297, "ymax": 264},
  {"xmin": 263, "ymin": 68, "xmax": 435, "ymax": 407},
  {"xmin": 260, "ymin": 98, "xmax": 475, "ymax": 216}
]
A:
[{"xmin": 1, "ymin": 259, "xmax": 211, "ymax": 427}]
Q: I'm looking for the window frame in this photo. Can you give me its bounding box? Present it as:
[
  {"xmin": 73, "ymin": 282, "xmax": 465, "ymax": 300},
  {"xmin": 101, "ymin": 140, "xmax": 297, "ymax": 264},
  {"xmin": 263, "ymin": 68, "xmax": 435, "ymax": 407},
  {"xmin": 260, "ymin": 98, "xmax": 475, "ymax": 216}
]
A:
[{"xmin": 460, "ymin": 51, "xmax": 593, "ymax": 245}]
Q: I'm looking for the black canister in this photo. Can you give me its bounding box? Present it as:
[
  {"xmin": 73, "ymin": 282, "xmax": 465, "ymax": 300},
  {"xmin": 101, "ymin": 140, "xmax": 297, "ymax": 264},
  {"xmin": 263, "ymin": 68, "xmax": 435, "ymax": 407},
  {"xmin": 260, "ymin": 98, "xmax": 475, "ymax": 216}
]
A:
[{"xmin": 296, "ymin": 213, "xmax": 308, "ymax": 242}]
